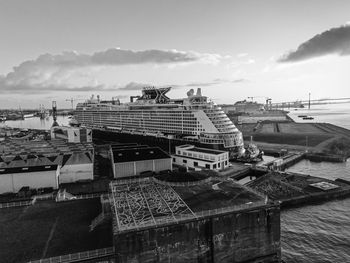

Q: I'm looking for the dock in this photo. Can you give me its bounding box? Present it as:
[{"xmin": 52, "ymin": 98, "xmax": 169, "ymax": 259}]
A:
[{"xmin": 246, "ymin": 171, "xmax": 350, "ymax": 208}]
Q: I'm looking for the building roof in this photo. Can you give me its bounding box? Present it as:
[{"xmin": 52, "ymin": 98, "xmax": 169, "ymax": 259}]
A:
[
  {"xmin": 109, "ymin": 177, "xmax": 266, "ymax": 234},
  {"xmin": 112, "ymin": 147, "xmax": 170, "ymax": 163},
  {"xmin": 110, "ymin": 144, "xmax": 148, "ymax": 151},
  {"xmin": 177, "ymin": 145, "xmax": 227, "ymax": 155},
  {"xmin": 0, "ymin": 140, "xmax": 94, "ymax": 168},
  {"xmin": 0, "ymin": 165, "xmax": 58, "ymax": 174}
]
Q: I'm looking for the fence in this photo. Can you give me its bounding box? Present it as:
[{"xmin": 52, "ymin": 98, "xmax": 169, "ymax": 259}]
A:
[
  {"xmin": 28, "ymin": 247, "xmax": 115, "ymax": 263},
  {"xmin": 0, "ymin": 199, "xmax": 35, "ymax": 209},
  {"xmin": 113, "ymin": 199, "xmax": 272, "ymax": 234}
]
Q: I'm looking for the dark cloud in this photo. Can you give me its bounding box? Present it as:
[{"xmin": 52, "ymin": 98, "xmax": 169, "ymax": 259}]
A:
[
  {"xmin": 279, "ymin": 24, "xmax": 350, "ymax": 62},
  {"xmin": 91, "ymin": 49, "xmax": 202, "ymax": 65},
  {"xmin": 118, "ymin": 82, "xmax": 151, "ymax": 90},
  {"xmin": 0, "ymin": 48, "xmax": 219, "ymax": 94},
  {"xmin": 184, "ymin": 78, "xmax": 248, "ymax": 87}
]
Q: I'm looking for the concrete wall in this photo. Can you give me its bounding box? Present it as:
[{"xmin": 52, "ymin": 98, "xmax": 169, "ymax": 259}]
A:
[
  {"xmin": 114, "ymin": 204, "xmax": 281, "ymax": 263},
  {"xmin": 114, "ymin": 159, "xmax": 172, "ymax": 178},
  {"xmin": 59, "ymin": 163, "xmax": 93, "ymax": 184},
  {"xmin": 0, "ymin": 169, "xmax": 59, "ymax": 193}
]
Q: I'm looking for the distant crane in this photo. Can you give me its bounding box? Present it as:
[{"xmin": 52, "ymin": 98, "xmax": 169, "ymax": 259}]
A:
[
  {"xmin": 247, "ymin": 96, "xmax": 272, "ymax": 110},
  {"xmin": 66, "ymin": 98, "xmax": 84, "ymax": 110},
  {"xmin": 52, "ymin": 101, "xmax": 59, "ymax": 127}
]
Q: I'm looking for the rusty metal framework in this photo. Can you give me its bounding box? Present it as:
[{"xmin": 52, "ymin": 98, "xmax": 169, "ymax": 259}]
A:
[{"xmin": 109, "ymin": 178, "xmax": 196, "ymax": 232}]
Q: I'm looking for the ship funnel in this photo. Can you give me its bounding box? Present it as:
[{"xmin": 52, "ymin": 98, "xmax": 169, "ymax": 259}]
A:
[
  {"xmin": 196, "ymin": 88, "xmax": 202, "ymax": 96},
  {"xmin": 187, "ymin": 89, "xmax": 194, "ymax": 97}
]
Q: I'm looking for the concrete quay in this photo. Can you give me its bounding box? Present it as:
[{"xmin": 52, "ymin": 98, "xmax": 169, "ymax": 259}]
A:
[{"xmin": 246, "ymin": 171, "xmax": 350, "ymax": 209}]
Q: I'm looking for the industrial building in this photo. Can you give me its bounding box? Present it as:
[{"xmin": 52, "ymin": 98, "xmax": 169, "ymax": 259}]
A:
[
  {"xmin": 172, "ymin": 144, "xmax": 229, "ymax": 171},
  {"xmin": 108, "ymin": 177, "xmax": 281, "ymax": 262},
  {"xmin": 0, "ymin": 139, "xmax": 94, "ymax": 193},
  {"xmin": 111, "ymin": 145, "xmax": 171, "ymax": 178},
  {"xmin": 51, "ymin": 126, "xmax": 92, "ymax": 143},
  {"xmin": 0, "ymin": 165, "xmax": 59, "ymax": 193}
]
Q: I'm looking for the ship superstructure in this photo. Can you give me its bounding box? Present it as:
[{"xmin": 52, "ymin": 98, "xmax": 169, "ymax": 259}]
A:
[{"xmin": 75, "ymin": 87, "xmax": 246, "ymax": 157}]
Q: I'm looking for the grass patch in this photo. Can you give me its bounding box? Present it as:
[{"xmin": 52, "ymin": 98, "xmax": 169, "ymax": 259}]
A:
[
  {"xmin": 245, "ymin": 133, "xmax": 332, "ymax": 147},
  {"xmin": 0, "ymin": 199, "xmax": 112, "ymax": 263}
]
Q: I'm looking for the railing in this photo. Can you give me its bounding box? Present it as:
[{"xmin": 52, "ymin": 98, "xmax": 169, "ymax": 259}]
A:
[
  {"xmin": 113, "ymin": 199, "xmax": 271, "ymax": 233},
  {"xmin": 0, "ymin": 200, "xmax": 34, "ymax": 209},
  {"xmin": 28, "ymin": 247, "xmax": 115, "ymax": 263}
]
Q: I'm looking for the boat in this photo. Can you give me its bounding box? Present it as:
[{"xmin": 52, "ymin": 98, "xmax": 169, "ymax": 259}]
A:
[
  {"xmin": 74, "ymin": 87, "xmax": 258, "ymax": 159},
  {"xmin": 302, "ymin": 116, "xmax": 314, "ymax": 120},
  {"xmin": 0, "ymin": 116, "xmax": 6, "ymax": 122}
]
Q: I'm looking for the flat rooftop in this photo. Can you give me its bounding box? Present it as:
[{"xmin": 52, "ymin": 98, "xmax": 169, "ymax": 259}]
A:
[
  {"xmin": 109, "ymin": 177, "xmax": 265, "ymax": 234},
  {"xmin": 0, "ymin": 199, "xmax": 112, "ymax": 263},
  {"xmin": 112, "ymin": 147, "xmax": 170, "ymax": 163},
  {"xmin": 177, "ymin": 145, "xmax": 226, "ymax": 155}
]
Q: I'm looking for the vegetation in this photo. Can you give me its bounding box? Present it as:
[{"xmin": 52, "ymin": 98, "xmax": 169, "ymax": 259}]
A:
[{"xmin": 155, "ymin": 170, "xmax": 210, "ymax": 182}]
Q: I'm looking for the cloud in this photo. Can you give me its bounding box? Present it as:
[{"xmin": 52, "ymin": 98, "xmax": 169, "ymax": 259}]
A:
[
  {"xmin": 114, "ymin": 78, "xmax": 249, "ymax": 92},
  {"xmin": 180, "ymin": 78, "xmax": 249, "ymax": 88},
  {"xmin": 118, "ymin": 82, "xmax": 151, "ymax": 90},
  {"xmin": 279, "ymin": 24, "xmax": 350, "ymax": 62},
  {"xmin": 0, "ymin": 48, "xmax": 223, "ymax": 94}
]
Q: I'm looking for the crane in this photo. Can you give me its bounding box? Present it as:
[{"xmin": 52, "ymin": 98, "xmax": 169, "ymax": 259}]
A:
[
  {"xmin": 247, "ymin": 96, "xmax": 272, "ymax": 110},
  {"xmin": 66, "ymin": 98, "xmax": 84, "ymax": 110}
]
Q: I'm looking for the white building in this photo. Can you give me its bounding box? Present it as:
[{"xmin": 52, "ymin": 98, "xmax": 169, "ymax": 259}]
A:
[
  {"xmin": 51, "ymin": 126, "xmax": 92, "ymax": 143},
  {"xmin": 172, "ymin": 145, "xmax": 229, "ymax": 171},
  {"xmin": 111, "ymin": 145, "xmax": 172, "ymax": 178},
  {"xmin": 0, "ymin": 165, "xmax": 59, "ymax": 194}
]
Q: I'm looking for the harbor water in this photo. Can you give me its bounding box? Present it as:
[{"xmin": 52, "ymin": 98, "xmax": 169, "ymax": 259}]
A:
[
  {"xmin": 284, "ymin": 103, "xmax": 350, "ymax": 262},
  {"xmin": 0, "ymin": 116, "xmax": 69, "ymax": 130},
  {"xmin": 1, "ymin": 104, "xmax": 350, "ymax": 262}
]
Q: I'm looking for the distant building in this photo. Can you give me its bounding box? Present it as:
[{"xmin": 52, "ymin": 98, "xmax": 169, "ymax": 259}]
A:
[
  {"xmin": 0, "ymin": 165, "xmax": 59, "ymax": 193},
  {"xmin": 173, "ymin": 144, "xmax": 229, "ymax": 171},
  {"xmin": 51, "ymin": 126, "xmax": 92, "ymax": 143},
  {"xmin": 111, "ymin": 145, "xmax": 171, "ymax": 178},
  {"xmin": 221, "ymin": 100, "xmax": 265, "ymax": 114}
]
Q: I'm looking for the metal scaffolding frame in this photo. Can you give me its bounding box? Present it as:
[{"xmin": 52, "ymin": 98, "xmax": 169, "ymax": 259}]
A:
[{"xmin": 109, "ymin": 178, "xmax": 196, "ymax": 232}]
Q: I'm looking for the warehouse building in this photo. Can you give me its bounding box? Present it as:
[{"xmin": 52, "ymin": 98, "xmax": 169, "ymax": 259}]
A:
[
  {"xmin": 0, "ymin": 165, "xmax": 59, "ymax": 193},
  {"xmin": 111, "ymin": 145, "xmax": 171, "ymax": 178},
  {"xmin": 0, "ymin": 140, "xmax": 94, "ymax": 193},
  {"xmin": 172, "ymin": 144, "xmax": 229, "ymax": 171}
]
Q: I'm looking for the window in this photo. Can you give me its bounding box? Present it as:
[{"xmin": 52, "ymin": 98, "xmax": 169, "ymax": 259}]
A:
[
  {"xmin": 205, "ymin": 164, "xmax": 210, "ymax": 169},
  {"xmin": 213, "ymin": 164, "xmax": 216, "ymax": 169},
  {"xmin": 225, "ymin": 161, "xmax": 228, "ymax": 165},
  {"xmin": 183, "ymin": 159, "xmax": 187, "ymax": 164},
  {"xmin": 218, "ymin": 163, "xmax": 221, "ymax": 168},
  {"xmin": 177, "ymin": 150, "xmax": 181, "ymax": 155},
  {"xmin": 194, "ymin": 162, "xmax": 198, "ymax": 167},
  {"xmin": 173, "ymin": 158, "xmax": 176, "ymax": 162}
]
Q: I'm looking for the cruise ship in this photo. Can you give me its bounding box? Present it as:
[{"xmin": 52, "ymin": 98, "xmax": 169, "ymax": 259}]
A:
[{"xmin": 75, "ymin": 87, "xmax": 253, "ymax": 159}]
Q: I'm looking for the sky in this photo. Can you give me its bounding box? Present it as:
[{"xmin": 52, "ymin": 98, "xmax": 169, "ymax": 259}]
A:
[{"xmin": 0, "ymin": 0, "xmax": 350, "ymax": 109}]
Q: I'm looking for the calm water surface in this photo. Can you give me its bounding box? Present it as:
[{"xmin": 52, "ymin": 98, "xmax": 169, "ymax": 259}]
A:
[
  {"xmin": 0, "ymin": 116, "xmax": 69, "ymax": 130},
  {"xmin": 284, "ymin": 103, "xmax": 350, "ymax": 262}
]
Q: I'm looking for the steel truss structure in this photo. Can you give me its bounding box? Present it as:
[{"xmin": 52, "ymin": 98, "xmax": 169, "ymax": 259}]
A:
[{"xmin": 109, "ymin": 178, "xmax": 196, "ymax": 232}]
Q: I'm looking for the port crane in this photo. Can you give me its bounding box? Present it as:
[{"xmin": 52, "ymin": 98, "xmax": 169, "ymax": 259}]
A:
[
  {"xmin": 247, "ymin": 96, "xmax": 272, "ymax": 110},
  {"xmin": 66, "ymin": 98, "xmax": 84, "ymax": 110}
]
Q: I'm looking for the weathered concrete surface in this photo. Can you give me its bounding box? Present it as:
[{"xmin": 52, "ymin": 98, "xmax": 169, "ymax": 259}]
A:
[{"xmin": 114, "ymin": 204, "xmax": 281, "ymax": 263}]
